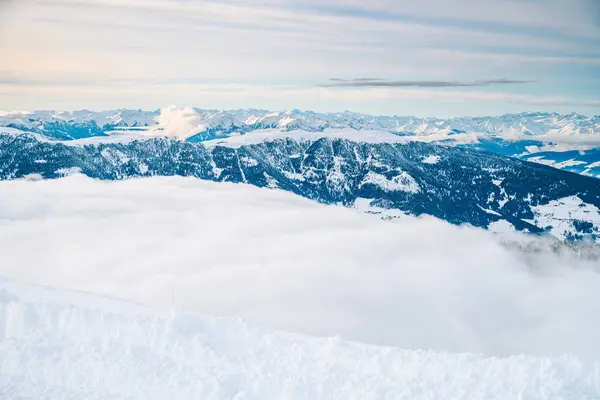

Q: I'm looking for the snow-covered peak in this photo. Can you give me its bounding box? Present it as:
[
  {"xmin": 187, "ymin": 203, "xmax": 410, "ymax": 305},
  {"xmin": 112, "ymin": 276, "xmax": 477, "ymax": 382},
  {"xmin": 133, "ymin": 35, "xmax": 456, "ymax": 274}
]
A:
[
  {"xmin": 0, "ymin": 109, "xmax": 158, "ymax": 129},
  {"xmin": 1, "ymin": 107, "xmax": 599, "ymax": 142}
]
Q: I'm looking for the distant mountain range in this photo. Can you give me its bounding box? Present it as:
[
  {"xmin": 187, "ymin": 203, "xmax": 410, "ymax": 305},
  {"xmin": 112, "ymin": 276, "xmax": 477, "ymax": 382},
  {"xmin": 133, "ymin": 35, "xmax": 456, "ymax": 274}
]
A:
[
  {"xmin": 2, "ymin": 108, "xmax": 599, "ymax": 178},
  {"xmin": 2, "ymin": 108, "xmax": 599, "ymax": 138}
]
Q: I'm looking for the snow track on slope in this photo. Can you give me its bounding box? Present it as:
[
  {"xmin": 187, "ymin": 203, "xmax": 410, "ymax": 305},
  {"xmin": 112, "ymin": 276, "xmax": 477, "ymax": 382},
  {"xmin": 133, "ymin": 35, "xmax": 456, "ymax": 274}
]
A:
[{"xmin": 0, "ymin": 279, "xmax": 599, "ymax": 400}]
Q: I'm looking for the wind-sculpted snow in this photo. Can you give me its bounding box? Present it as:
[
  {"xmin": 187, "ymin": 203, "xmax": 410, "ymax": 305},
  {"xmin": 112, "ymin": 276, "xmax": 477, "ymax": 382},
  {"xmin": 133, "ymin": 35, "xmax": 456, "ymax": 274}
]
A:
[
  {"xmin": 1, "ymin": 176, "xmax": 600, "ymax": 361},
  {"xmin": 1, "ymin": 132, "xmax": 599, "ymax": 242},
  {"xmin": 1, "ymin": 279, "xmax": 598, "ymax": 400}
]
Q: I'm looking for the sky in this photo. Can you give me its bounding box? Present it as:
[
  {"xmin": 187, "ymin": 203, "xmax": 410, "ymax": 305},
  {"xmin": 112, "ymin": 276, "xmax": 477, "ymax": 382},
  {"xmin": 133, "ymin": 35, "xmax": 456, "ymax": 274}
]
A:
[{"xmin": 0, "ymin": 0, "xmax": 599, "ymax": 116}]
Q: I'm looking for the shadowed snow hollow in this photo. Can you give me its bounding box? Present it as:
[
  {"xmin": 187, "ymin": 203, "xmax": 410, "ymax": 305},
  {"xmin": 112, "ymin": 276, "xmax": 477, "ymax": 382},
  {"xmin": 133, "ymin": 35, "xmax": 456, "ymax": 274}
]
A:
[{"xmin": 1, "ymin": 176, "xmax": 600, "ymax": 361}]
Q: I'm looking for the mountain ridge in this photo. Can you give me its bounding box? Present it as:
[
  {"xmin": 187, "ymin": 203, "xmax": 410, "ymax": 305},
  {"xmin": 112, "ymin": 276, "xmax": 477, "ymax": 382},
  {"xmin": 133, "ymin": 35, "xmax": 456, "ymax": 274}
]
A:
[
  {"xmin": 2, "ymin": 108, "xmax": 599, "ymax": 179},
  {"xmin": 1, "ymin": 131, "xmax": 598, "ymax": 243},
  {"xmin": 2, "ymin": 108, "xmax": 599, "ymax": 140}
]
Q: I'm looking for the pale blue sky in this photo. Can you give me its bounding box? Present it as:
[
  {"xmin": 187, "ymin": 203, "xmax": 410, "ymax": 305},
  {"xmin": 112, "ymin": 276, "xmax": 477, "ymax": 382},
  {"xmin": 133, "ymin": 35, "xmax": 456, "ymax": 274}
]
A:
[{"xmin": 0, "ymin": 0, "xmax": 598, "ymax": 116}]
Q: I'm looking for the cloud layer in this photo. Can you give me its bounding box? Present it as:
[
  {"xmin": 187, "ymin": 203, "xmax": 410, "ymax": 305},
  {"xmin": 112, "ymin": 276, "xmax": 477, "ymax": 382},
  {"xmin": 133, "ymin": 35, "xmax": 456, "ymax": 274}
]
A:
[
  {"xmin": 321, "ymin": 78, "xmax": 535, "ymax": 88},
  {"xmin": 1, "ymin": 176, "xmax": 599, "ymax": 360}
]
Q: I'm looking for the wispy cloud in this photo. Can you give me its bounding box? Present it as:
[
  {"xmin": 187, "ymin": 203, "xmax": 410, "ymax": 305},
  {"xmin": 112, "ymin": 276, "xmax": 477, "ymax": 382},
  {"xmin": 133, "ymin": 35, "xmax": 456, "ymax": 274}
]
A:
[
  {"xmin": 0, "ymin": 0, "xmax": 598, "ymax": 115},
  {"xmin": 320, "ymin": 78, "xmax": 535, "ymax": 88},
  {"xmin": 2, "ymin": 81, "xmax": 597, "ymax": 117},
  {"xmin": 585, "ymin": 0, "xmax": 600, "ymax": 27},
  {"xmin": 297, "ymin": 0, "xmax": 600, "ymax": 39},
  {"xmin": 328, "ymin": 78, "xmax": 385, "ymax": 83}
]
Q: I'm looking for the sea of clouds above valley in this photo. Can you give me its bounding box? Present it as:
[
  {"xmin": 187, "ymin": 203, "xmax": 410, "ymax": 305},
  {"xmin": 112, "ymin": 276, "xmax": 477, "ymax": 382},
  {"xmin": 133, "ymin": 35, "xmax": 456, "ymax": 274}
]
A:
[{"xmin": 0, "ymin": 176, "xmax": 599, "ymax": 360}]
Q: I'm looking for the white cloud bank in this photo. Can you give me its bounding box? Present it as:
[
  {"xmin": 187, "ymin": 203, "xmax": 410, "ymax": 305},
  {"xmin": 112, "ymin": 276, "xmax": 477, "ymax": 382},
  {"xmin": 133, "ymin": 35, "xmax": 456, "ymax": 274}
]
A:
[
  {"xmin": 151, "ymin": 105, "xmax": 206, "ymax": 139},
  {"xmin": 0, "ymin": 176, "xmax": 599, "ymax": 361}
]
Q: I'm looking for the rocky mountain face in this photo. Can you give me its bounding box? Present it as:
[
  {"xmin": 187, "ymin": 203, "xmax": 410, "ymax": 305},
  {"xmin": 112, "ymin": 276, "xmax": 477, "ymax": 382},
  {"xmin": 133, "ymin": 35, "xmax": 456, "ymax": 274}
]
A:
[
  {"xmin": 2, "ymin": 108, "xmax": 599, "ymax": 178},
  {"xmin": 1, "ymin": 132, "xmax": 599, "ymax": 242}
]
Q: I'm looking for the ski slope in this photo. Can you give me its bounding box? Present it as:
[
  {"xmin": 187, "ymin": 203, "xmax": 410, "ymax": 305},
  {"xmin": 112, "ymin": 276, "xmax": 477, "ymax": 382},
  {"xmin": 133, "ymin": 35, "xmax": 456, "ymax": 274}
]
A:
[{"xmin": 1, "ymin": 278, "xmax": 599, "ymax": 400}]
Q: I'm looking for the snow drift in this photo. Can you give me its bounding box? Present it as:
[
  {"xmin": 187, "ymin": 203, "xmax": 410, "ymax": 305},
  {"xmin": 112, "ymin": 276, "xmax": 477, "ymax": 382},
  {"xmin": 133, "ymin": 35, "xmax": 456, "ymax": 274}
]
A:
[
  {"xmin": 1, "ymin": 176, "xmax": 600, "ymax": 362},
  {"xmin": 1, "ymin": 278, "xmax": 599, "ymax": 399}
]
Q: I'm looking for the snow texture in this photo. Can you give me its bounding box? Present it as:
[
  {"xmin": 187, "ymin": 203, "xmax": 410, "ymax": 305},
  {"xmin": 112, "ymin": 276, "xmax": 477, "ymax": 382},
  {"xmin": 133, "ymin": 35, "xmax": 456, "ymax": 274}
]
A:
[
  {"xmin": 1, "ymin": 278, "xmax": 599, "ymax": 399},
  {"xmin": 421, "ymin": 155, "xmax": 441, "ymax": 164},
  {"xmin": 360, "ymin": 171, "xmax": 421, "ymax": 193},
  {"xmin": 532, "ymin": 196, "xmax": 600, "ymax": 241}
]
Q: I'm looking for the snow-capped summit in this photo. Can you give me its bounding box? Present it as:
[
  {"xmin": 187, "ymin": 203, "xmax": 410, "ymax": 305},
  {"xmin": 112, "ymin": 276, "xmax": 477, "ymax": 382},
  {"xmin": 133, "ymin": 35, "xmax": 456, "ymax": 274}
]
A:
[
  {"xmin": 2, "ymin": 107, "xmax": 600, "ymax": 179},
  {"xmin": 0, "ymin": 109, "xmax": 158, "ymax": 131},
  {"xmin": 1, "ymin": 108, "xmax": 598, "ymax": 141}
]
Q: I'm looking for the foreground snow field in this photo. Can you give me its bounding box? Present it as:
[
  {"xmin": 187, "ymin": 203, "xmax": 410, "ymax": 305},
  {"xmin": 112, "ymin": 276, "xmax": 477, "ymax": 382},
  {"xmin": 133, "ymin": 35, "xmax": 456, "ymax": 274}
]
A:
[{"xmin": 1, "ymin": 278, "xmax": 599, "ymax": 400}]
